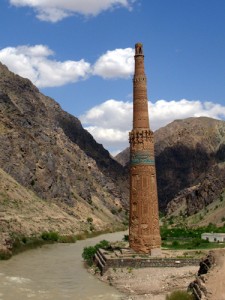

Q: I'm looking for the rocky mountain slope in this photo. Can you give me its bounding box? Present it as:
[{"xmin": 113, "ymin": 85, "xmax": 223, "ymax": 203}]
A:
[
  {"xmin": 115, "ymin": 117, "xmax": 225, "ymax": 216},
  {"xmin": 0, "ymin": 63, "xmax": 128, "ymax": 248}
]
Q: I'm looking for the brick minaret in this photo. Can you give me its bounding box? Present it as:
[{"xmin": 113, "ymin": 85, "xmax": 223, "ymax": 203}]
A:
[{"xmin": 129, "ymin": 43, "xmax": 161, "ymax": 254}]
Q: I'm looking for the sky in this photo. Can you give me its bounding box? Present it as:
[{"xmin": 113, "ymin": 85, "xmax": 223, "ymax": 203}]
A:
[{"xmin": 1, "ymin": 0, "xmax": 225, "ymax": 155}]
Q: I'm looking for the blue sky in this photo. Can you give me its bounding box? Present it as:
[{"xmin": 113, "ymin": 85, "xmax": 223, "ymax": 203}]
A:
[{"xmin": 1, "ymin": 0, "xmax": 225, "ymax": 154}]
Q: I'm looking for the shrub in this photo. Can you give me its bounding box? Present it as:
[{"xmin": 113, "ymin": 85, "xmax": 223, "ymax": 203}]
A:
[
  {"xmin": 0, "ymin": 250, "xmax": 12, "ymax": 260},
  {"xmin": 41, "ymin": 231, "xmax": 59, "ymax": 241},
  {"xmin": 192, "ymin": 238, "xmax": 202, "ymax": 247},
  {"xmin": 96, "ymin": 240, "xmax": 110, "ymax": 249},
  {"xmin": 123, "ymin": 234, "xmax": 129, "ymax": 242},
  {"xmin": 166, "ymin": 290, "xmax": 194, "ymax": 300},
  {"xmin": 82, "ymin": 240, "xmax": 110, "ymax": 266},
  {"xmin": 172, "ymin": 240, "xmax": 179, "ymax": 247},
  {"xmin": 22, "ymin": 236, "xmax": 27, "ymax": 244},
  {"xmin": 111, "ymin": 208, "xmax": 117, "ymax": 215},
  {"xmin": 82, "ymin": 246, "xmax": 97, "ymax": 266},
  {"xmin": 59, "ymin": 235, "xmax": 77, "ymax": 243}
]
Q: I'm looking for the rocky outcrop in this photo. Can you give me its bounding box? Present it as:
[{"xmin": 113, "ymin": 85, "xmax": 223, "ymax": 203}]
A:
[
  {"xmin": 167, "ymin": 163, "xmax": 225, "ymax": 216},
  {"xmin": 155, "ymin": 117, "xmax": 225, "ymax": 211},
  {"xmin": 115, "ymin": 117, "xmax": 225, "ymax": 213},
  {"xmin": 0, "ymin": 62, "xmax": 129, "ymax": 242},
  {"xmin": 115, "ymin": 147, "xmax": 130, "ymax": 167},
  {"xmin": 188, "ymin": 252, "xmax": 215, "ymax": 299}
]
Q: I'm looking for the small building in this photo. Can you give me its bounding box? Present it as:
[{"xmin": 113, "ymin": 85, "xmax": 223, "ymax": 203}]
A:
[{"xmin": 201, "ymin": 233, "xmax": 225, "ymax": 243}]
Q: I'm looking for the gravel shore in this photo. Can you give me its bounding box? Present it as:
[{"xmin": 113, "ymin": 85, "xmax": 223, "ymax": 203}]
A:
[
  {"xmin": 99, "ymin": 265, "xmax": 198, "ymax": 299},
  {"xmin": 93, "ymin": 249, "xmax": 225, "ymax": 300}
]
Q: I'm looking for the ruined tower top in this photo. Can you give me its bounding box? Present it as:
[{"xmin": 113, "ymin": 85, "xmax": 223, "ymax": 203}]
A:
[
  {"xmin": 133, "ymin": 42, "xmax": 149, "ymax": 129},
  {"xmin": 135, "ymin": 43, "xmax": 144, "ymax": 56}
]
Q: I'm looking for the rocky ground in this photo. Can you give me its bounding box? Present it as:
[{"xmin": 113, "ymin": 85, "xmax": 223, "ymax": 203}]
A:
[
  {"xmin": 205, "ymin": 249, "xmax": 225, "ymax": 300},
  {"xmin": 99, "ymin": 265, "xmax": 198, "ymax": 299},
  {"xmin": 93, "ymin": 249, "xmax": 225, "ymax": 300}
]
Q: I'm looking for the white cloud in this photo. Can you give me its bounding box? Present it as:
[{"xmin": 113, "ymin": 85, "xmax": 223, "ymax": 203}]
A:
[
  {"xmin": 80, "ymin": 99, "xmax": 132, "ymax": 130},
  {"xmin": 0, "ymin": 45, "xmax": 91, "ymax": 88},
  {"xmin": 80, "ymin": 99, "xmax": 132, "ymax": 152},
  {"xmin": 9, "ymin": 0, "xmax": 136, "ymax": 22},
  {"xmin": 0, "ymin": 45, "xmax": 134, "ymax": 87},
  {"xmin": 92, "ymin": 48, "xmax": 134, "ymax": 79},
  {"xmin": 80, "ymin": 99, "xmax": 225, "ymax": 154},
  {"xmin": 150, "ymin": 99, "xmax": 225, "ymax": 131}
]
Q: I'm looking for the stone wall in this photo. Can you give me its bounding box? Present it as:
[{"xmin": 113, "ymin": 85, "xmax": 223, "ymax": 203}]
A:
[
  {"xmin": 106, "ymin": 257, "xmax": 199, "ymax": 270},
  {"xmin": 95, "ymin": 248, "xmax": 200, "ymax": 274}
]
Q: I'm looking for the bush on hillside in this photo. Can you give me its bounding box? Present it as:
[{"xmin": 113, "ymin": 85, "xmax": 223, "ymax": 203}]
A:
[{"xmin": 41, "ymin": 231, "xmax": 59, "ymax": 241}]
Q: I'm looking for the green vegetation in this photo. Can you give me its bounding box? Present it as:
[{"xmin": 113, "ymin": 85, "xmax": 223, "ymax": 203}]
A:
[
  {"xmin": 110, "ymin": 208, "xmax": 117, "ymax": 215},
  {"xmin": 0, "ymin": 250, "xmax": 12, "ymax": 260},
  {"xmin": 123, "ymin": 234, "xmax": 129, "ymax": 242},
  {"xmin": 166, "ymin": 290, "xmax": 194, "ymax": 300},
  {"xmin": 87, "ymin": 217, "xmax": 93, "ymax": 223},
  {"xmin": 161, "ymin": 222, "xmax": 225, "ymax": 240},
  {"xmin": 82, "ymin": 240, "xmax": 110, "ymax": 266},
  {"xmin": 41, "ymin": 231, "xmax": 59, "ymax": 241},
  {"xmin": 11, "ymin": 235, "xmax": 46, "ymax": 256},
  {"xmin": 0, "ymin": 231, "xmax": 77, "ymax": 260},
  {"xmin": 161, "ymin": 223, "xmax": 225, "ymax": 250},
  {"xmin": 59, "ymin": 235, "xmax": 77, "ymax": 243}
]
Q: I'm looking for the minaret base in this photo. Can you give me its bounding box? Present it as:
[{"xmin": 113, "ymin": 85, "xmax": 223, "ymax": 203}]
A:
[
  {"xmin": 150, "ymin": 248, "xmax": 162, "ymax": 256},
  {"xmin": 129, "ymin": 246, "xmax": 162, "ymax": 256}
]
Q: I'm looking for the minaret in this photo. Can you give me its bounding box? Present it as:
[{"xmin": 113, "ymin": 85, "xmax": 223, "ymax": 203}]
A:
[{"xmin": 129, "ymin": 43, "xmax": 161, "ymax": 254}]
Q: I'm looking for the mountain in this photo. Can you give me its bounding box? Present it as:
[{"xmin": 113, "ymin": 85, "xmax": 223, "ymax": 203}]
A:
[
  {"xmin": 0, "ymin": 62, "xmax": 128, "ymax": 249},
  {"xmin": 115, "ymin": 117, "xmax": 225, "ymax": 216},
  {"xmin": 1, "ymin": 60, "xmax": 225, "ymax": 252}
]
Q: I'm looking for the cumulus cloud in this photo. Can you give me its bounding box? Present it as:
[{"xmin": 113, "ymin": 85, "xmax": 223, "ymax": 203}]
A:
[
  {"xmin": 9, "ymin": 0, "xmax": 136, "ymax": 22},
  {"xmin": 0, "ymin": 45, "xmax": 91, "ymax": 88},
  {"xmin": 80, "ymin": 99, "xmax": 225, "ymax": 154},
  {"xmin": 0, "ymin": 45, "xmax": 134, "ymax": 88},
  {"xmin": 150, "ymin": 99, "xmax": 225, "ymax": 131},
  {"xmin": 92, "ymin": 48, "xmax": 134, "ymax": 79},
  {"xmin": 80, "ymin": 99, "xmax": 132, "ymax": 154}
]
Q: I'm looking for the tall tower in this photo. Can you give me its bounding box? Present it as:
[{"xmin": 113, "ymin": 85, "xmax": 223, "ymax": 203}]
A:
[{"xmin": 129, "ymin": 43, "xmax": 161, "ymax": 254}]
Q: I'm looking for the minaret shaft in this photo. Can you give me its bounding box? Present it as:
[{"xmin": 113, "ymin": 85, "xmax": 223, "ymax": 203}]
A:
[
  {"xmin": 133, "ymin": 53, "xmax": 149, "ymax": 129},
  {"xmin": 129, "ymin": 43, "xmax": 161, "ymax": 254}
]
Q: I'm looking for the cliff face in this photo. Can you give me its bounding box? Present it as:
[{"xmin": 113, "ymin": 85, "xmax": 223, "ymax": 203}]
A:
[
  {"xmin": 0, "ymin": 63, "xmax": 128, "ymax": 243},
  {"xmin": 155, "ymin": 117, "xmax": 225, "ymax": 211},
  {"xmin": 115, "ymin": 117, "xmax": 225, "ymax": 215}
]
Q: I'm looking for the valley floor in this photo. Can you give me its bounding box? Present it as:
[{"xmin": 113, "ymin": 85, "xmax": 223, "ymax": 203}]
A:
[
  {"xmin": 101, "ymin": 265, "xmax": 197, "ymax": 300},
  {"xmin": 95, "ymin": 249, "xmax": 225, "ymax": 300}
]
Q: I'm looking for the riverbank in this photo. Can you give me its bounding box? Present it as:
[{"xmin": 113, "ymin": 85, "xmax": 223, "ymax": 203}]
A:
[
  {"xmin": 92, "ymin": 248, "xmax": 225, "ymax": 299},
  {"xmin": 0, "ymin": 226, "xmax": 127, "ymax": 260},
  {"xmin": 99, "ymin": 264, "xmax": 198, "ymax": 300},
  {"xmin": 90, "ymin": 249, "xmax": 206, "ymax": 299}
]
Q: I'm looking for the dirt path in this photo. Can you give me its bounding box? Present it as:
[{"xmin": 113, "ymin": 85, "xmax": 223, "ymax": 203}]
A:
[{"xmin": 206, "ymin": 249, "xmax": 225, "ymax": 300}]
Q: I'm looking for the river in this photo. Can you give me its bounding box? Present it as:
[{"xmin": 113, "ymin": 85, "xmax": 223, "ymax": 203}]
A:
[{"xmin": 0, "ymin": 231, "xmax": 127, "ymax": 300}]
